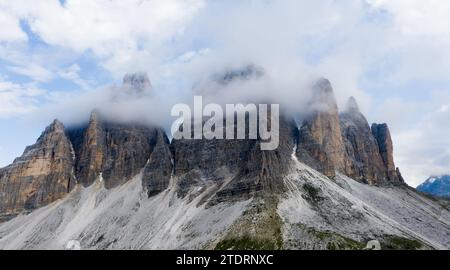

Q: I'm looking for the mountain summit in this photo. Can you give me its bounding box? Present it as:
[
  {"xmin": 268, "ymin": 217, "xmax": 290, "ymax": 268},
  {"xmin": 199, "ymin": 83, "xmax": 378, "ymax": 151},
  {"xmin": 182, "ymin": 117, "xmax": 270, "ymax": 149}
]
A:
[
  {"xmin": 417, "ymin": 175, "xmax": 450, "ymax": 198},
  {"xmin": 112, "ymin": 72, "xmax": 153, "ymax": 100},
  {"xmin": 123, "ymin": 72, "xmax": 152, "ymax": 92}
]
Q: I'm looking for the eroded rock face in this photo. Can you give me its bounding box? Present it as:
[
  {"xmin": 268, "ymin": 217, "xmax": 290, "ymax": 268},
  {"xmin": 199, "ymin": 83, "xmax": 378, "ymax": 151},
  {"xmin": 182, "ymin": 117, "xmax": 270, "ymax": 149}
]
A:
[
  {"xmin": 371, "ymin": 123, "xmax": 404, "ymax": 184},
  {"xmin": 171, "ymin": 114, "xmax": 298, "ymax": 202},
  {"xmin": 67, "ymin": 111, "xmax": 161, "ymax": 189},
  {"xmin": 171, "ymin": 119, "xmax": 255, "ymax": 199},
  {"xmin": 296, "ymin": 79, "xmax": 351, "ymax": 178},
  {"xmin": 214, "ymin": 115, "xmax": 298, "ymax": 202},
  {"xmin": 0, "ymin": 120, "xmax": 75, "ymax": 218},
  {"xmin": 68, "ymin": 112, "xmax": 105, "ymax": 187},
  {"xmin": 340, "ymin": 97, "xmax": 387, "ymax": 184},
  {"xmin": 122, "ymin": 72, "xmax": 153, "ymax": 97},
  {"xmin": 142, "ymin": 130, "xmax": 173, "ymax": 197}
]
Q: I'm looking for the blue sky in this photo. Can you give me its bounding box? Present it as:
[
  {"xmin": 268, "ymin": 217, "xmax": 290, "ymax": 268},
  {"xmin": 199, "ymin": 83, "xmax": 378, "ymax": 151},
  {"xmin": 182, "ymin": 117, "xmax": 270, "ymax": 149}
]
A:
[{"xmin": 1, "ymin": 0, "xmax": 450, "ymax": 186}]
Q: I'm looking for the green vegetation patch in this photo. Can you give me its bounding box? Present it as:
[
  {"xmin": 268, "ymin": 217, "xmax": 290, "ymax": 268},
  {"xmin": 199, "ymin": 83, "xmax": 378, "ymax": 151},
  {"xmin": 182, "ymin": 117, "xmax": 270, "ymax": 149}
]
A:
[
  {"xmin": 291, "ymin": 224, "xmax": 364, "ymax": 250},
  {"xmin": 215, "ymin": 235, "xmax": 280, "ymax": 250},
  {"xmin": 381, "ymin": 235, "xmax": 423, "ymax": 250},
  {"xmin": 302, "ymin": 183, "xmax": 324, "ymax": 204},
  {"xmin": 214, "ymin": 197, "xmax": 284, "ymax": 250}
]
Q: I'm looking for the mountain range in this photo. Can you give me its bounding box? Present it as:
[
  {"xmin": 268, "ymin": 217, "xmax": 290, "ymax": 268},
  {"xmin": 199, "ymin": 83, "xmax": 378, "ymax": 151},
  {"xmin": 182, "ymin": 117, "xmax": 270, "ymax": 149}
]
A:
[
  {"xmin": 417, "ymin": 175, "xmax": 450, "ymax": 199},
  {"xmin": 0, "ymin": 70, "xmax": 449, "ymax": 250}
]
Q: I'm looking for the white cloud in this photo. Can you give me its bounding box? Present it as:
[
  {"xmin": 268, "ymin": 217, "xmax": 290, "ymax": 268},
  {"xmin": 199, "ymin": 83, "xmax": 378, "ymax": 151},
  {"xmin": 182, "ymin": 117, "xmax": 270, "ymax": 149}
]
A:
[
  {"xmin": 369, "ymin": 0, "xmax": 450, "ymax": 38},
  {"xmin": 8, "ymin": 63, "xmax": 53, "ymax": 82},
  {"xmin": 57, "ymin": 64, "xmax": 91, "ymax": 90},
  {"xmin": 0, "ymin": 0, "xmax": 206, "ymax": 78},
  {"xmin": 0, "ymin": 8, "xmax": 27, "ymax": 42},
  {"xmin": 395, "ymin": 104, "xmax": 450, "ymax": 186},
  {"xmin": 0, "ymin": 79, "xmax": 46, "ymax": 117}
]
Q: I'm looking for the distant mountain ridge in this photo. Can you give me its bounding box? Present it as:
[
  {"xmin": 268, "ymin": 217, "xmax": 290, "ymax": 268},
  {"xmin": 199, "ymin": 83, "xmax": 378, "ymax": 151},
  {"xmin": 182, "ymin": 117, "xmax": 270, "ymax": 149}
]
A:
[{"xmin": 417, "ymin": 175, "xmax": 450, "ymax": 199}]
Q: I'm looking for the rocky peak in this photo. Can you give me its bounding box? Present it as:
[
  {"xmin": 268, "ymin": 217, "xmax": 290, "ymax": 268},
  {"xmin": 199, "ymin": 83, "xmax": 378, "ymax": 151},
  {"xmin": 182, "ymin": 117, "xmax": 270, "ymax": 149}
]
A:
[
  {"xmin": 345, "ymin": 96, "xmax": 360, "ymax": 113},
  {"xmin": 296, "ymin": 78, "xmax": 350, "ymax": 177},
  {"xmin": 310, "ymin": 78, "xmax": 339, "ymax": 113},
  {"xmin": 215, "ymin": 64, "xmax": 265, "ymax": 85},
  {"xmin": 67, "ymin": 110, "xmax": 166, "ymax": 189},
  {"xmin": 142, "ymin": 130, "xmax": 173, "ymax": 197},
  {"xmin": 118, "ymin": 72, "xmax": 152, "ymax": 98},
  {"xmin": 49, "ymin": 119, "xmax": 65, "ymax": 132},
  {"xmin": 123, "ymin": 72, "xmax": 152, "ymax": 90},
  {"xmin": 340, "ymin": 97, "xmax": 387, "ymax": 184},
  {"xmin": 340, "ymin": 97, "xmax": 367, "ymax": 125},
  {"xmin": 371, "ymin": 123, "xmax": 403, "ymax": 184},
  {"xmin": 0, "ymin": 120, "xmax": 76, "ymax": 219},
  {"xmin": 88, "ymin": 110, "xmax": 101, "ymax": 124},
  {"xmin": 417, "ymin": 175, "xmax": 450, "ymax": 198},
  {"xmin": 70, "ymin": 110, "xmax": 106, "ymax": 187}
]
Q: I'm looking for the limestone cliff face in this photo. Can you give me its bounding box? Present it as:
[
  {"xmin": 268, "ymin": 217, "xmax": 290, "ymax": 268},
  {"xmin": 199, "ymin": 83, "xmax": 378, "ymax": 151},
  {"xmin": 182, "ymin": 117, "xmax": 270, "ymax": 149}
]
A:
[
  {"xmin": 171, "ymin": 114, "xmax": 297, "ymax": 202},
  {"xmin": 171, "ymin": 117, "xmax": 256, "ymax": 199},
  {"xmin": 214, "ymin": 115, "xmax": 298, "ymax": 202},
  {"xmin": 0, "ymin": 110, "xmax": 168, "ymax": 220},
  {"xmin": 68, "ymin": 112, "xmax": 105, "ymax": 187},
  {"xmin": 340, "ymin": 97, "xmax": 387, "ymax": 184},
  {"xmin": 295, "ymin": 81, "xmax": 404, "ymax": 186},
  {"xmin": 296, "ymin": 78, "xmax": 351, "ymax": 178},
  {"xmin": 0, "ymin": 120, "xmax": 75, "ymax": 218},
  {"xmin": 68, "ymin": 111, "xmax": 161, "ymax": 189},
  {"xmin": 142, "ymin": 130, "xmax": 173, "ymax": 197},
  {"xmin": 371, "ymin": 123, "xmax": 404, "ymax": 184}
]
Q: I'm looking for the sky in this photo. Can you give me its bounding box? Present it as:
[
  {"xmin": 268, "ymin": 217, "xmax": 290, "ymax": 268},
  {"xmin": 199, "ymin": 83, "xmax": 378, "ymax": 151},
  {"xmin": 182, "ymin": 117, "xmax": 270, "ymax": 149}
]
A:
[{"xmin": 0, "ymin": 0, "xmax": 450, "ymax": 187}]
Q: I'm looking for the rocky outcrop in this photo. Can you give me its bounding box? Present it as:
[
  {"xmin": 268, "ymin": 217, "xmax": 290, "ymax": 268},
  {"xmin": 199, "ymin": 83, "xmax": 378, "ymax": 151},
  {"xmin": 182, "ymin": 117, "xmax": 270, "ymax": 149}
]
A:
[
  {"xmin": 0, "ymin": 120, "xmax": 75, "ymax": 218},
  {"xmin": 296, "ymin": 81, "xmax": 404, "ymax": 186},
  {"xmin": 340, "ymin": 97, "xmax": 387, "ymax": 184},
  {"xmin": 0, "ymin": 108, "xmax": 169, "ymax": 220},
  {"xmin": 142, "ymin": 130, "xmax": 173, "ymax": 197},
  {"xmin": 215, "ymin": 64, "xmax": 265, "ymax": 85},
  {"xmin": 171, "ymin": 113, "xmax": 298, "ymax": 202},
  {"xmin": 67, "ymin": 111, "xmax": 161, "ymax": 189},
  {"xmin": 68, "ymin": 111, "xmax": 105, "ymax": 187},
  {"xmin": 296, "ymin": 78, "xmax": 351, "ymax": 178},
  {"xmin": 122, "ymin": 72, "xmax": 152, "ymax": 97},
  {"xmin": 171, "ymin": 119, "xmax": 255, "ymax": 199},
  {"xmin": 371, "ymin": 123, "xmax": 403, "ymax": 184},
  {"xmin": 214, "ymin": 115, "xmax": 298, "ymax": 202}
]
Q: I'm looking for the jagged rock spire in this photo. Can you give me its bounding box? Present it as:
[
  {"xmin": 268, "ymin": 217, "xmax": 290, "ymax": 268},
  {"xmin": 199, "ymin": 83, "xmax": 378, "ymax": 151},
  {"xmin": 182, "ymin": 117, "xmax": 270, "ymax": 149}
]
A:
[
  {"xmin": 67, "ymin": 109, "xmax": 167, "ymax": 189},
  {"xmin": 371, "ymin": 123, "xmax": 403, "ymax": 184},
  {"xmin": 345, "ymin": 96, "xmax": 360, "ymax": 113},
  {"xmin": 310, "ymin": 78, "xmax": 339, "ymax": 113},
  {"xmin": 340, "ymin": 97, "xmax": 387, "ymax": 184},
  {"xmin": 296, "ymin": 78, "xmax": 351, "ymax": 177},
  {"xmin": 73, "ymin": 110, "xmax": 106, "ymax": 187}
]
